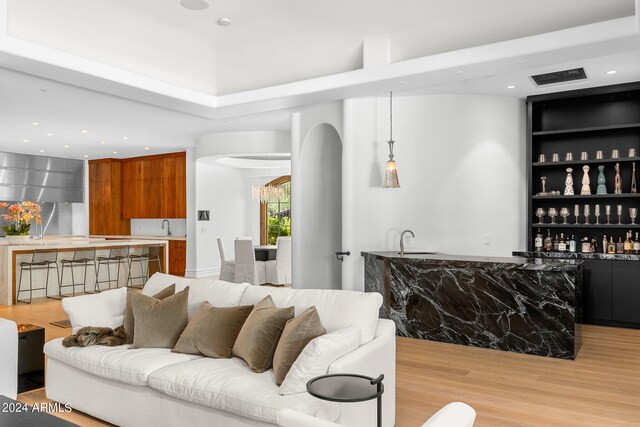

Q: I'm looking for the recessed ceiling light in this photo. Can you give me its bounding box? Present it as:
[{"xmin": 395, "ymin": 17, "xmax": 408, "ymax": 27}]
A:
[
  {"xmin": 218, "ymin": 17, "xmax": 232, "ymax": 26},
  {"xmin": 100, "ymin": 141, "xmax": 106, "ymax": 144},
  {"xmin": 180, "ymin": 0, "xmax": 209, "ymax": 10},
  {"xmin": 397, "ymin": 80, "xmax": 409, "ymax": 85},
  {"xmin": 122, "ymin": 136, "xmax": 128, "ymax": 140},
  {"xmin": 47, "ymin": 133, "xmax": 53, "ymax": 137},
  {"xmin": 63, "ymin": 145, "xmax": 70, "ymax": 148},
  {"xmin": 606, "ymin": 70, "xmax": 617, "ymax": 75},
  {"xmin": 144, "ymin": 147, "xmax": 150, "ymax": 150},
  {"xmin": 81, "ymin": 130, "xmax": 88, "ymax": 133},
  {"xmin": 23, "ymin": 139, "xmax": 29, "ymax": 143},
  {"xmin": 32, "ymin": 122, "xmax": 39, "ymax": 126},
  {"xmin": 455, "ymin": 70, "xmax": 466, "ymax": 75},
  {"xmin": 39, "ymin": 150, "xmax": 45, "ymax": 153},
  {"xmin": 519, "ymin": 59, "xmax": 529, "ymax": 64},
  {"xmin": 506, "ymin": 85, "xmax": 517, "ymax": 89},
  {"xmin": 113, "ymin": 151, "xmax": 118, "ymax": 154},
  {"xmin": 83, "ymin": 155, "xmax": 88, "ymax": 158}
]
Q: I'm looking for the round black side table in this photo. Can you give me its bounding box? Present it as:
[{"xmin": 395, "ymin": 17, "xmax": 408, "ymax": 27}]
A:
[{"xmin": 306, "ymin": 373, "xmax": 384, "ymax": 427}]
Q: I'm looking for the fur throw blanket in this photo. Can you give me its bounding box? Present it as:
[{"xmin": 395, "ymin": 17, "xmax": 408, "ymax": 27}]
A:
[{"xmin": 62, "ymin": 326, "xmax": 127, "ymax": 348}]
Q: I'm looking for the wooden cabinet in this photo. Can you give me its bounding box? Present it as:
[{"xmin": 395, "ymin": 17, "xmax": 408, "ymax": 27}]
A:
[
  {"xmin": 168, "ymin": 240, "xmax": 186, "ymax": 276},
  {"xmin": 121, "ymin": 152, "xmax": 186, "ymax": 219},
  {"xmin": 89, "ymin": 159, "xmax": 130, "ymax": 235},
  {"xmin": 582, "ymin": 260, "xmax": 612, "ymax": 322},
  {"xmin": 612, "ymin": 262, "xmax": 640, "ymax": 324}
]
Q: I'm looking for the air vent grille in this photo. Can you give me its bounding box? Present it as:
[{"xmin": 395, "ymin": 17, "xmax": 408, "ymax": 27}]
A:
[{"xmin": 531, "ymin": 68, "xmax": 587, "ymax": 86}]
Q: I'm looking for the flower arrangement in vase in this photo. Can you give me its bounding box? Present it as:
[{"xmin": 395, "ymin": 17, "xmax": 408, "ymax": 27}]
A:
[{"xmin": 0, "ymin": 201, "xmax": 42, "ymax": 244}]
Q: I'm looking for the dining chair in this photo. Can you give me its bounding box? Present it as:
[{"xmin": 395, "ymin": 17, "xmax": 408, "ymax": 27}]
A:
[
  {"xmin": 266, "ymin": 236, "xmax": 292, "ymax": 285},
  {"xmin": 234, "ymin": 238, "xmax": 266, "ymax": 285},
  {"xmin": 217, "ymin": 238, "xmax": 236, "ymax": 282}
]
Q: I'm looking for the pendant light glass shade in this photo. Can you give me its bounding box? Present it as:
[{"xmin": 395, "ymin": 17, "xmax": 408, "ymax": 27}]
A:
[{"xmin": 383, "ymin": 92, "xmax": 400, "ymax": 188}]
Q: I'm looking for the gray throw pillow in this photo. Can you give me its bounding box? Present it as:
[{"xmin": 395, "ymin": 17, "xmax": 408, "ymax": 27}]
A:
[
  {"xmin": 131, "ymin": 287, "xmax": 189, "ymax": 349},
  {"xmin": 172, "ymin": 302, "xmax": 254, "ymax": 358},
  {"xmin": 123, "ymin": 284, "xmax": 175, "ymax": 344},
  {"xmin": 232, "ymin": 295, "xmax": 294, "ymax": 373}
]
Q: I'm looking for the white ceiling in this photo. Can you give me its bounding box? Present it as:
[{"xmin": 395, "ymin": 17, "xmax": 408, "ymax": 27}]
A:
[
  {"xmin": 0, "ymin": 67, "xmax": 291, "ymax": 159},
  {"xmin": 7, "ymin": 0, "xmax": 635, "ymax": 95},
  {"xmin": 0, "ymin": 0, "xmax": 638, "ymax": 160}
]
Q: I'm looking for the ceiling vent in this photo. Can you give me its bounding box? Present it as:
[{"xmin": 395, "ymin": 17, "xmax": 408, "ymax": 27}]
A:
[{"xmin": 530, "ymin": 68, "xmax": 587, "ymax": 86}]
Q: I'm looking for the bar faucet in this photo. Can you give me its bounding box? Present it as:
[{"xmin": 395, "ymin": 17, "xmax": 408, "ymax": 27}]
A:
[
  {"xmin": 400, "ymin": 230, "xmax": 415, "ymax": 257},
  {"xmin": 161, "ymin": 219, "xmax": 172, "ymax": 237}
]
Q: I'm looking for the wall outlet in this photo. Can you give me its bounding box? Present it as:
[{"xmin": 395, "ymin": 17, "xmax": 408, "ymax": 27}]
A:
[
  {"xmin": 484, "ymin": 234, "xmax": 491, "ymax": 246},
  {"xmin": 201, "ymin": 227, "xmax": 206, "ymax": 233}
]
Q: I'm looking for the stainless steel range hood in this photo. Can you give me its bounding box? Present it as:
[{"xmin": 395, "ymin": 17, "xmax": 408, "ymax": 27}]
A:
[{"xmin": 0, "ymin": 152, "xmax": 84, "ymax": 203}]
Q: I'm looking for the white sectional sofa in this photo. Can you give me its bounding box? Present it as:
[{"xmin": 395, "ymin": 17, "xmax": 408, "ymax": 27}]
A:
[
  {"xmin": 45, "ymin": 274, "xmax": 396, "ymax": 427},
  {"xmin": 0, "ymin": 318, "xmax": 18, "ymax": 400}
]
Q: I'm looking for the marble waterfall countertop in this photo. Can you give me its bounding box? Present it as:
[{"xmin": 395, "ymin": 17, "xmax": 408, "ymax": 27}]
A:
[
  {"xmin": 0, "ymin": 236, "xmax": 169, "ymax": 305},
  {"xmin": 362, "ymin": 251, "xmax": 582, "ymax": 359}
]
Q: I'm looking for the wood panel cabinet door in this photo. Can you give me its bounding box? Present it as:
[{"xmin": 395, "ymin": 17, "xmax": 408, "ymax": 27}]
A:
[
  {"xmin": 144, "ymin": 157, "xmax": 164, "ymax": 219},
  {"xmin": 121, "ymin": 159, "xmax": 145, "ymax": 219},
  {"xmin": 162, "ymin": 154, "xmax": 186, "ymax": 218},
  {"xmin": 89, "ymin": 160, "xmax": 130, "ymax": 235},
  {"xmin": 612, "ymin": 262, "xmax": 640, "ymax": 324},
  {"xmin": 582, "ymin": 260, "xmax": 612, "ymax": 322},
  {"xmin": 168, "ymin": 240, "xmax": 186, "ymax": 276}
]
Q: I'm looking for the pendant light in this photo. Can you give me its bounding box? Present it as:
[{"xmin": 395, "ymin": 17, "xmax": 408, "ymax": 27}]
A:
[
  {"xmin": 251, "ymin": 154, "xmax": 286, "ymax": 204},
  {"xmin": 383, "ymin": 91, "xmax": 400, "ymax": 188}
]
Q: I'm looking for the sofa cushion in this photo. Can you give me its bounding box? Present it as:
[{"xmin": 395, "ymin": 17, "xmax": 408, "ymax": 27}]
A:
[
  {"xmin": 172, "ymin": 303, "xmax": 253, "ymax": 358},
  {"xmin": 131, "ymin": 288, "xmax": 189, "ymax": 349},
  {"xmin": 273, "ymin": 306, "xmax": 326, "ymax": 385},
  {"xmin": 147, "ymin": 357, "xmax": 339, "ymax": 424},
  {"xmin": 233, "ymin": 296, "xmax": 294, "ymax": 373},
  {"xmin": 239, "ymin": 286, "xmax": 382, "ymax": 345},
  {"xmin": 62, "ymin": 288, "xmax": 127, "ymax": 334},
  {"xmin": 143, "ymin": 274, "xmax": 249, "ymax": 320},
  {"xmin": 44, "ymin": 338, "xmax": 201, "ymax": 386},
  {"xmin": 124, "ymin": 284, "xmax": 175, "ymax": 344}
]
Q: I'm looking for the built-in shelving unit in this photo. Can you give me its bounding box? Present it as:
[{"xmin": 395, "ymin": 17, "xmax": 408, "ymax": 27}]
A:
[{"xmin": 526, "ymin": 82, "xmax": 640, "ymax": 329}]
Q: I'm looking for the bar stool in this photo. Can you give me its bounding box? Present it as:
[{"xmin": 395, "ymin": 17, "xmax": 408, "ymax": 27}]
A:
[
  {"xmin": 17, "ymin": 250, "xmax": 60, "ymax": 304},
  {"xmin": 96, "ymin": 247, "xmax": 130, "ymax": 291},
  {"xmin": 59, "ymin": 248, "xmax": 97, "ymax": 297},
  {"xmin": 127, "ymin": 246, "xmax": 162, "ymax": 288}
]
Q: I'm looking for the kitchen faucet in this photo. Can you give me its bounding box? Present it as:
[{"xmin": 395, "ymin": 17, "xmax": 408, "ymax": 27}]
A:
[
  {"xmin": 400, "ymin": 229, "xmax": 415, "ymax": 257},
  {"xmin": 161, "ymin": 219, "xmax": 172, "ymax": 237}
]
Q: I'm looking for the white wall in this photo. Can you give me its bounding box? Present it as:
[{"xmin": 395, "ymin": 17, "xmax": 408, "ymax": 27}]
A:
[{"xmin": 342, "ymin": 94, "xmax": 526, "ymax": 291}]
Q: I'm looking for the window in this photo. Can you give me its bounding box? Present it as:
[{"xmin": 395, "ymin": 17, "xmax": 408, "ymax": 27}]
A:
[{"xmin": 260, "ymin": 176, "xmax": 291, "ymax": 245}]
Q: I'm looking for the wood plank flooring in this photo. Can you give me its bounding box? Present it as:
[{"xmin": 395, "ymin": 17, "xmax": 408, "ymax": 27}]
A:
[{"xmin": 1, "ymin": 299, "xmax": 639, "ymax": 427}]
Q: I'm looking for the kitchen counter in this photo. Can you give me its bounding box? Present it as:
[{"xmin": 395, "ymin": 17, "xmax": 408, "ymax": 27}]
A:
[
  {"xmin": 0, "ymin": 237, "xmax": 169, "ymax": 305},
  {"xmin": 90, "ymin": 234, "xmax": 187, "ymax": 241},
  {"xmin": 513, "ymin": 250, "xmax": 640, "ymax": 261},
  {"xmin": 362, "ymin": 251, "xmax": 582, "ymax": 359}
]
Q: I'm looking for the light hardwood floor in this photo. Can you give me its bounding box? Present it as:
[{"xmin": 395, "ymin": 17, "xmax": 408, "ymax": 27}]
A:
[{"xmin": 2, "ymin": 299, "xmax": 639, "ymax": 427}]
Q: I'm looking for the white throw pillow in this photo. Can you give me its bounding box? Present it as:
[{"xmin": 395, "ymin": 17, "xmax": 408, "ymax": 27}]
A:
[
  {"xmin": 61, "ymin": 288, "xmax": 127, "ymax": 334},
  {"xmin": 279, "ymin": 326, "xmax": 361, "ymax": 395}
]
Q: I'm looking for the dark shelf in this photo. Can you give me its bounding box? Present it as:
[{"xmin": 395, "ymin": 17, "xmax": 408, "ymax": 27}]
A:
[
  {"xmin": 532, "ymin": 194, "xmax": 640, "ymax": 200},
  {"xmin": 532, "ymin": 123, "xmax": 640, "ymax": 136},
  {"xmin": 531, "ymin": 223, "xmax": 640, "ymax": 229},
  {"xmin": 532, "ymin": 157, "xmax": 639, "ymax": 168}
]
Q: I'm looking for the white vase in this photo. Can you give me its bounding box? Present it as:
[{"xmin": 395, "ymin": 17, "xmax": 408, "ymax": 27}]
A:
[{"xmin": 4, "ymin": 235, "xmax": 31, "ymax": 244}]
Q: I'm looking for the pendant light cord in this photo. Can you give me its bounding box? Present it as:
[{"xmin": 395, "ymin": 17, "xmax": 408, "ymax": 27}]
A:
[{"xmin": 389, "ymin": 91, "xmax": 393, "ymax": 142}]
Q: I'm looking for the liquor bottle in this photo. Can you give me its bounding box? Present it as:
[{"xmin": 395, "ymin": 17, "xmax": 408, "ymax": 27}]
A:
[
  {"xmin": 534, "ymin": 228, "xmax": 543, "ymax": 253},
  {"xmin": 632, "ymin": 162, "xmax": 637, "ymax": 194},
  {"xmin": 624, "ymin": 232, "xmax": 633, "ymax": 254},
  {"xmin": 591, "ymin": 238, "xmax": 597, "ymax": 253},
  {"xmin": 581, "ymin": 237, "xmax": 591, "ymax": 253},
  {"xmin": 558, "ymin": 233, "xmax": 567, "ymax": 252},
  {"xmin": 608, "ymin": 236, "xmax": 616, "ymax": 255},
  {"xmin": 544, "ymin": 229, "xmax": 553, "ymax": 252},
  {"xmin": 635, "ymin": 232, "xmax": 640, "ymax": 255},
  {"xmin": 616, "ymin": 236, "xmax": 624, "ymax": 254},
  {"xmin": 553, "ymin": 234, "xmax": 559, "ymax": 252},
  {"xmin": 569, "ymin": 235, "xmax": 577, "ymax": 253},
  {"xmin": 602, "ymin": 235, "xmax": 608, "ymax": 254}
]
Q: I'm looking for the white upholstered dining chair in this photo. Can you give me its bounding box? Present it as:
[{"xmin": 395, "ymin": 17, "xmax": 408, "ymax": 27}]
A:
[
  {"xmin": 266, "ymin": 236, "xmax": 292, "ymax": 285},
  {"xmin": 217, "ymin": 238, "xmax": 236, "ymax": 282},
  {"xmin": 234, "ymin": 238, "xmax": 266, "ymax": 285}
]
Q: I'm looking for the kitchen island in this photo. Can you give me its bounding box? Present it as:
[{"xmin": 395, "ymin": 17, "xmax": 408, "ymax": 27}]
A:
[
  {"xmin": 0, "ymin": 237, "xmax": 168, "ymax": 305},
  {"xmin": 362, "ymin": 251, "xmax": 582, "ymax": 359}
]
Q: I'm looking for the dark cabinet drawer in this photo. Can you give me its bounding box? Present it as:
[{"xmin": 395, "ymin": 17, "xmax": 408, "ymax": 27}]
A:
[{"xmin": 612, "ymin": 262, "xmax": 640, "ymax": 324}]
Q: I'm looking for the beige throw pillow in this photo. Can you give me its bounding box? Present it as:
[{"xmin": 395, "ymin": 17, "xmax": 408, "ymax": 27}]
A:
[
  {"xmin": 173, "ymin": 303, "xmax": 254, "ymax": 358},
  {"xmin": 123, "ymin": 284, "xmax": 175, "ymax": 344},
  {"xmin": 131, "ymin": 287, "xmax": 189, "ymax": 349},
  {"xmin": 273, "ymin": 306, "xmax": 326, "ymax": 385},
  {"xmin": 232, "ymin": 295, "xmax": 294, "ymax": 373}
]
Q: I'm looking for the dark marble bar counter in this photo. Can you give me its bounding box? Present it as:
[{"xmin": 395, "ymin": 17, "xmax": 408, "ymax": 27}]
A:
[
  {"xmin": 363, "ymin": 251, "xmax": 582, "ymax": 360},
  {"xmin": 513, "ymin": 251, "xmax": 640, "ymax": 261}
]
